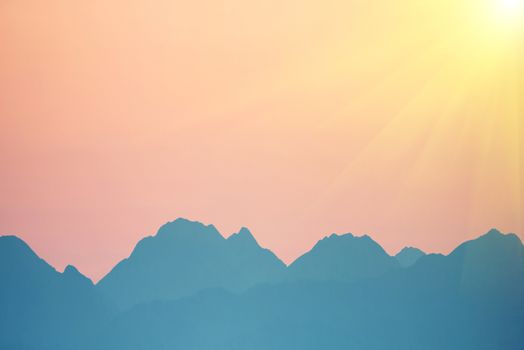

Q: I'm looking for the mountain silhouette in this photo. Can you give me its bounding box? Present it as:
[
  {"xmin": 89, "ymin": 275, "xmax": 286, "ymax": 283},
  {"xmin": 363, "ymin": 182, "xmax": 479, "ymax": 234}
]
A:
[
  {"xmin": 439, "ymin": 228, "xmax": 524, "ymax": 300},
  {"xmin": 395, "ymin": 229, "xmax": 524, "ymax": 293},
  {"xmin": 62, "ymin": 264, "xmax": 95, "ymax": 288},
  {"xmin": 85, "ymin": 280, "xmax": 524, "ymax": 350},
  {"xmin": 395, "ymin": 246, "xmax": 425, "ymax": 267},
  {"xmin": 97, "ymin": 218, "xmax": 285, "ymax": 309},
  {"xmin": 287, "ymin": 233, "xmax": 400, "ymax": 283},
  {"xmin": 86, "ymin": 229, "xmax": 524, "ymax": 350},
  {"xmin": 0, "ymin": 236, "xmax": 113, "ymax": 350},
  {"xmin": 1, "ymin": 224, "xmax": 523, "ymax": 349}
]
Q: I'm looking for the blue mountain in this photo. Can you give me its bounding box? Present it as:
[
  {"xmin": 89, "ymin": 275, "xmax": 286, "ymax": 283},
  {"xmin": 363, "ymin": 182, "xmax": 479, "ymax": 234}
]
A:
[
  {"xmin": 402, "ymin": 229, "xmax": 524, "ymax": 301},
  {"xmin": 395, "ymin": 246, "xmax": 425, "ymax": 267},
  {"xmin": 0, "ymin": 236, "xmax": 114, "ymax": 350},
  {"xmin": 86, "ymin": 229, "xmax": 524, "ymax": 350},
  {"xmin": 287, "ymin": 233, "xmax": 400, "ymax": 282},
  {"xmin": 1, "ymin": 225, "xmax": 523, "ymax": 350},
  {"xmin": 96, "ymin": 218, "xmax": 286, "ymax": 309}
]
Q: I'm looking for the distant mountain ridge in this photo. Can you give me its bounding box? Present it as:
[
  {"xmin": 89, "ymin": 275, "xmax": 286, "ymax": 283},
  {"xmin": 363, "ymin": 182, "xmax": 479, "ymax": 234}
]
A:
[
  {"xmin": 395, "ymin": 246, "xmax": 426, "ymax": 267},
  {"xmin": 96, "ymin": 218, "xmax": 286, "ymax": 309},
  {"xmin": 1, "ymin": 221, "xmax": 523, "ymax": 350},
  {"xmin": 444, "ymin": 229, "xmax": 524, "ymax": 299},
  {"xmin": 287, "ymin": 233, "xmax": 400, "ymax": 283},
  {"xmin": 0, "ymin": 236, "xmax": 113, "ymax": 350},
  {"xmin": 85, "ymin": 228, "xmax": 524, "ymax": 350}
]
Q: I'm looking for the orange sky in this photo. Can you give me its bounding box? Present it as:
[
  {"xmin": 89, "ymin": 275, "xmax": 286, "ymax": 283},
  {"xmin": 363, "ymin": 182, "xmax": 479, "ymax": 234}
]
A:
[{"xmin": 1, "ymin": 0, "xmax": 523, "ymax": 281}]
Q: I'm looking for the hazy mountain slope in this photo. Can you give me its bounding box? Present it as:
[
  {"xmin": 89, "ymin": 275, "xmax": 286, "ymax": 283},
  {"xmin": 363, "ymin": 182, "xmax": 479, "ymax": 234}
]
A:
[
  {"xmin": 395, "ymin": 246, "xmax": 425, "ymax": 267},
  {"xmin": 2, "ymin": 227, "xmax": 523, "ymax": 350},
  {"xmin": 0, "ymin": 236, "xmax": 114, "ymax": 350},
  {"xmin": 287, "ymin": 233, "xmax": 400, "ymax": 282},
  {"xmin": 443, "ymin": 229, "xmax": 524, "ymax": 300},
  {"xmin": 97, "ymin": 218, "xmax": 286, "ymax": 309},
  {"xmin": 86, "ymin": 229, "xmax": 524, "ymax": 350}
]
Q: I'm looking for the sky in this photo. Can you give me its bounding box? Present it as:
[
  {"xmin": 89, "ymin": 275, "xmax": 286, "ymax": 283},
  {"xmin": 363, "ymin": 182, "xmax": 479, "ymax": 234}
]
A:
[{"xmin": 1, "ymin": 0, "xmax": 523, "ymax": 282}]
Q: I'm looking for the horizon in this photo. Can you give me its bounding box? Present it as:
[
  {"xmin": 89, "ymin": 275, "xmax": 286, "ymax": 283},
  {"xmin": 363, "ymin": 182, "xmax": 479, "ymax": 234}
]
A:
[
  {"xmin": 1, "ymin": 219, "xmax": 516, "ymax": 283},
  {"xmin": 2, "ymin": 1, "xmax": 524, "ymax": 348},
  {"xmin": 1, "ymin": 0, "xmax": 523, "ymax": 283}
]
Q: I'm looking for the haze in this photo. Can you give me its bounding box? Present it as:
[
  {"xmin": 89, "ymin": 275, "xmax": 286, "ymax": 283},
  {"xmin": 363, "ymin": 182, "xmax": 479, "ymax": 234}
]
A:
[{"xmin": 1, "ymin": 0, "xmax": 523, "ymax": 281}]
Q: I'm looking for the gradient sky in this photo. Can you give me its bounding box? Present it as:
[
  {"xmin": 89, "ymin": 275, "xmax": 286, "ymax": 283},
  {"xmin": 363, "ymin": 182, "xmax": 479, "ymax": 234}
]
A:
[{"xmin": 1, "ymin": 0, "xmax": 523, "ymax": 282}]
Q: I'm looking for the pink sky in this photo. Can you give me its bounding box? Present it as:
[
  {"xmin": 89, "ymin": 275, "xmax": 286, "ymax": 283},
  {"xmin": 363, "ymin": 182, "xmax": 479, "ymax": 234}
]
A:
[{"xmin": 1, "ymin": 0, "xmax": 523, "ymax": 282}]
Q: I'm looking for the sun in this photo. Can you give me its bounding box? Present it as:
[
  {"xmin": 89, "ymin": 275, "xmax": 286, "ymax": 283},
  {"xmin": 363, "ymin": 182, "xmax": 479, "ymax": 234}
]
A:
[
  {"xmin": 500, "ymin": 0, "xmax": 522, "ymax": 12},
  {"xmin": 494, "ymin": 0, "xmax": 524, "ymax": 21},
  {"xmin": 469, "ymin": 0, "xmax": 524, "ymax": 31},
  {"xmin": 477, "ymin": 0, "xmax": 524, "ymax": 36}
]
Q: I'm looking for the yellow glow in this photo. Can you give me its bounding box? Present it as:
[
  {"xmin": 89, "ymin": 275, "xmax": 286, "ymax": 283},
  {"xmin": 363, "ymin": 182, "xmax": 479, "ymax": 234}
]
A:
[
  {"xmin": 0, "ymin": 0, "xmax": 523, "ymax": 278},
  {"xmin": 493, "ymin": 0, "xmax": 524, "ymax": 23},
  {"xmin": 501, "ymin": 0, "xmax": 523, "ymax": 12}
]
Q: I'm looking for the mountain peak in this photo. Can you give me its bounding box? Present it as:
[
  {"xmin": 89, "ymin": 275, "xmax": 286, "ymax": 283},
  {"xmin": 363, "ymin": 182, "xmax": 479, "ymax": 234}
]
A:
[
  {"xmin": 125, "ymin": 218, "xmax": 225, "ymax": 263},
  {"xmin": 63, "ymin": 265, "xmax": 94, "ymax": 287},
  {"xmin": 484, "ymin": 228, "xmax": 503, "ymax": 237},
  {"xmin": 0, "ymin": 235, "xmax": 32, "ymax": 251},
  {"xmin": 288, "ymin": 231, "xmax": 399, "ymax": 283},
  {"xmin": 97, "ymin": 220, "xmax": 285, "ymax": 309},
  {"xmin": 156, "ymin": 218, "xmax": 223, "ymax": 240},
  {"xmin": 397, "ymin": 246, "xmax": 425, "ymax": 255},
  {"xmin": 474, "ymin": 228, "xmax": 523, "ymax": 245},
  {"xmin": 324, "ymin": 232, "xmax": 354, "ymax": 240},
  {"xmin": 228, "ymin": 227, "xmax": 258, "ymax": 246},
  {"xmin": 64, "ymin": 264, "xmax": 80, "ymax": 274},
  {"xmin": 315, "ymin": 232, "xmax": 383, "ymax": 252},
  {"xmin": 451, "ymin": 228, "xmax": 523, "ymax": 257},
  {"xmin": 395, "ymin": 247, "xmax": 426, "ymax": 268},
  {"xmin": 0, "ymin": 235, "xmax": 56, "ymax": 275}
]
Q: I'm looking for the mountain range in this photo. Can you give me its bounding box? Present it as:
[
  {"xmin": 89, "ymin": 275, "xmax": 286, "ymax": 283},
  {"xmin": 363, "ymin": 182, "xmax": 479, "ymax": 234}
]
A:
[
  {"xmin": 97, "ymin": 219, "xmax": 285, "ymax": 309},
  {"xmin": 1, "ymin": 218, "xmax": 523, "ymax": 349}
]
